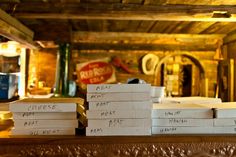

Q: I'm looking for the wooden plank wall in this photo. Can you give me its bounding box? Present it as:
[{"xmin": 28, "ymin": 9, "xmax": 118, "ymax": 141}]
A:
[
  {"xmin": 27, "ymin": 49, "xmax": 57, "ymax": 89},
  {"xmin": 27, "ymin": 48, "xmax": 218, "ymax": 97},
  {"xmin": 71, "ymin": 49, "xmax": 218, "ymax": 97}
]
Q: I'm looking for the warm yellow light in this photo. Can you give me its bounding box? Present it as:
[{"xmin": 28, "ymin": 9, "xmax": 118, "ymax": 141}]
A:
[
  {"xmin": 0, "ymin": 114, "xmax": 4, "ymax": 120},
  {"xmin": 173, "ymin": 63, "xmax": 180, "ymax": 73},
  {"xmin": 213, "ymin": 40, "xmax": 224, "ymax": 61},
  {"xmin": 213, "ymin": 48, "xmax": 224, "ymax": 61},
  {"xmin": 0, "ymin": 111, "xmax": 12, "ymax": 120},
  {"xmin": 0, "ymin": 41, "xmax": 24, "ymax": 57}
]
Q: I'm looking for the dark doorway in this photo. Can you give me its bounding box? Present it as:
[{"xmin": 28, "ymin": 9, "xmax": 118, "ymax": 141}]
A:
[{"xmin": 182, "ymin": 65, "xmax": 192, "ymax": 96}]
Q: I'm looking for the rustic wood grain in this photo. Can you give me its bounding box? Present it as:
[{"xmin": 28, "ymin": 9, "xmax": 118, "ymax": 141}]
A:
[
  {"xmin": 183, "ymin": 22, "xmax": 216, "ymax": 34},
  {"xmin": 2, "ymin": 1, "xmax": 236, "ymax": 43},
  {"xmin": 72, "ymin": 32, "xmax": 224, "ymax": 42},
  {"xmin": 73, "ymin": 43, "xmax": 218, "ymax": 51},
  {"xmin": 0, "ymin": 8, "xmax": 36, "ymax": 48},
  {"xmin": 1, "ymin": 136, "xmax": 236, "ymax": 157},
  {"xmin": 14, "ymin": 12, "xmax": 236, "ymax": 22},
  {"xmin": 201, "ymin": 22, "xmax": 236, "ymax": 34},
  {"xmin": 135, "ymin": 21, "xmax": 156, "ymax": 32},
  {"xmin": 224, "ymin": 31, "xmax": 236, "ymax": 44}
]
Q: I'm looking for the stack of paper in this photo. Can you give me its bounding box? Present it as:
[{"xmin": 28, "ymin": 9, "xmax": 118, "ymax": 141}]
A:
[
  {"xmin": 86, "ymin": 84, "xmax": 152, "ymax": 136},
  {"xmin": 213, "ymin": 102, "xmax": 236, "ymax": 134},
  {"xmin": 150, "ymin": 86, "xmax": 165, "ymax": 103},
  {"xmin": 152, "ymin": 102, "xmax": 215, "ymax": 134},
  {"xmin": 9, "ymin": 98, "xmax": 84, "ymax": 135},
  {"xmin": 161, "ymin": 97, "xmax": 222, "ymax": 105}
]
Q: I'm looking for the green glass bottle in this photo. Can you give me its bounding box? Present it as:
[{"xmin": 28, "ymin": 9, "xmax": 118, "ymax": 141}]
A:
[{"xmin": 54, "ymin": 43, "xmax": 70, "ymax": 97}]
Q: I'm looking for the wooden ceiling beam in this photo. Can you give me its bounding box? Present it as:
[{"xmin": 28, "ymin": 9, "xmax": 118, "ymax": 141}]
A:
[
  {"xmin": 72, "ymin": 32, "xmax": 222, "ymax": 51},
  {"xmin": 72, "ymin": 31, "xmax": 224, "ymax": 43},
  {"xmin": 0, "ymin": 9, "xmax": 33, "ymax": 38},
  {"xmin": 32, "ymin": 23, "xmax": 71, "ymax": 42},
  {"xmin": 6, "ymin": 1, "xmax": 236, "ymax": 7},
  {"xmin": 73, "ymin": 43, "xmax": 217, "ymax": 51},
  {"xmin": 15, "ymin": 12, "xmax": 236, "ymax": 22},
  {"xmin": 1, "ymin": 0, "xmax": 20, "ymax": 3},
  {"xmin": 13, "ymin": 3, "xmax": 236, "ymax": 12},
  {"xmin": 0, "ymin": 8, "xmax": 37, "ymax": 49},
  {"xmin": 223, "ymin": 30, "xmax": 236, "ymax": 44},
  {"xmin": 13, "ymin": 4, "xmax": 236, "ymax": 22}
]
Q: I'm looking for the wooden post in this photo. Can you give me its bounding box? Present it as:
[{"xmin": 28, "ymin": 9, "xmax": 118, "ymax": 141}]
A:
[
  {"xmin": 229, "ymin": 59, "xmax": 234, "ymax": 101},
  {"xmin": 204, "ymin": 78, "xmax": 209, "ymax": 97}
]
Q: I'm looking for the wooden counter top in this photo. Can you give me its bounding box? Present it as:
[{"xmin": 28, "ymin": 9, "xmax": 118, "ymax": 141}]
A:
[
  {"xmin": 1, "ymin": 134, "xmax": 236, "ymax": 143},
  {"xmin": 1, "ymin": 135, "xmax": 236, "ymax": 156}
]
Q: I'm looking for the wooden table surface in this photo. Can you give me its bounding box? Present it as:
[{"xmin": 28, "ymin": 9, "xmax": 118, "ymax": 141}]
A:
[{"xmin": 1, "ymin": 134, "xmax": 236, "ymax": 157}]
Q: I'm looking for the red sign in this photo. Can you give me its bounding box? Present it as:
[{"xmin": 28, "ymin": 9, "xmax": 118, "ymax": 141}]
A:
[{"xmin": 78, "ymin": 61, "xmax": 114, "ymax": 84}]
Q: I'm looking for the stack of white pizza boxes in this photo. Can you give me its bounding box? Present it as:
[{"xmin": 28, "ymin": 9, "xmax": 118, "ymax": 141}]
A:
[
  {"xmin": 150, "ymin": 86, "xmax": 165, "ymax": 103},
  {"xmin": 213, "ymin": 102, "xmax": 236, "ymax": 134},
  {"xmin": 86, "ymin": 84, "xmax": 152, "ymax": 136},
  {"xmin": 9, "ymin": 98, "xmax": 84, "ymax": 135},
  {"xmin": 152, "ymin": 97, "xmax": 222, "ymax": 134}
]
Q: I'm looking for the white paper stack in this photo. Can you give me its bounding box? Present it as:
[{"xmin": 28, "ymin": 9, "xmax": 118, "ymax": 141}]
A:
[
  {"xmin": 213, "ymin": 102, "xmax": 236, "ymax": 134},
  {"xmin": 150, "ymin": 86, "xmax": 165, "ymax": 103},
  {"xmin": 152, "ymin": 100, "xmax": 216, "ymax": 134},
  {"xmin": 9, "ymin": 98, "xmax": 84, "ymax": 135},
  {"xmin": 161, "ymin": 96, "xmax": 222, "ymax": 105},
  {"xmin": 86, "ymin": 84, "xmax": 152, "ymax": 136}
]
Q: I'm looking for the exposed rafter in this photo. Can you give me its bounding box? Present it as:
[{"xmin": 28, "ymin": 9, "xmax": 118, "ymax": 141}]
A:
[
  {"xmin": 14, "ymin": 4, "xmax": 236, "ymax": 22},
  {"xmin": 223, "ymin": 31, "xmax": 236, "ymax": 44},
  {"xmin": 72, "ymin": 32, "xmax": 223, "ymax": 51},
  {"xmin": 12, "ymin": 3, "xmax": 236, "ymax": 12},
  {"xmin": 1, "ymin": 0, "xmax": 20, "ymax": 3},
  {"xmin": 73, "ymin": 43, "xmax": 218, "ymax": 51},
  {"xmin": 15, "ymin": 13, "xmax": 236, "ymax": 22},
  {"xmin": 72, "ymin": 31, "xmax": 224, "ymax": 43},
  {"xmin": 0, "ymin": 8, "xmax": 37, "ymax": 49}
]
